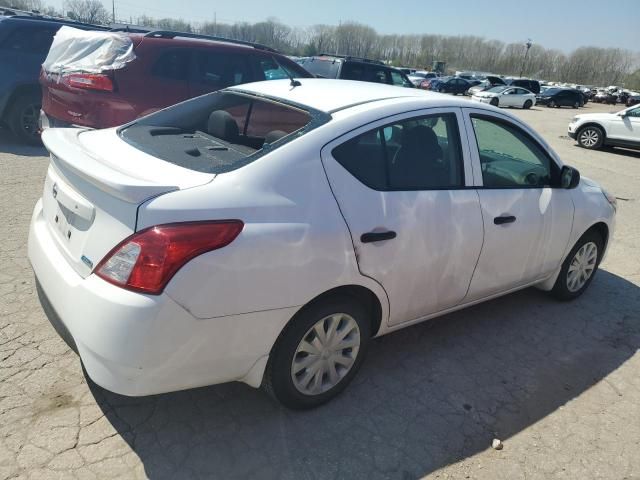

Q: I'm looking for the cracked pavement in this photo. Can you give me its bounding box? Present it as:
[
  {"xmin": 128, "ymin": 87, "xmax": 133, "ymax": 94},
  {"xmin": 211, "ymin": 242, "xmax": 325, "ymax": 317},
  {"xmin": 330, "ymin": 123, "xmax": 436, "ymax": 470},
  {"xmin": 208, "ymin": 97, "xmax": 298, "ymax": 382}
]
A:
[{"xmin": 1, "ymin": 102, "xmax": 639, "ymax": 479}]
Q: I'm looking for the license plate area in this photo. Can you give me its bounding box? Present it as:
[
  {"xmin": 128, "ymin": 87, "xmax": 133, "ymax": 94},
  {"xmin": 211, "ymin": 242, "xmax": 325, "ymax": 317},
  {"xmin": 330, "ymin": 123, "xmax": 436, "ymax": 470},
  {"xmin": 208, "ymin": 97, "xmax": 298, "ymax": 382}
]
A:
[{"xmin": 53, "ymin": 203, "xmax": 75, "ymax": 242}]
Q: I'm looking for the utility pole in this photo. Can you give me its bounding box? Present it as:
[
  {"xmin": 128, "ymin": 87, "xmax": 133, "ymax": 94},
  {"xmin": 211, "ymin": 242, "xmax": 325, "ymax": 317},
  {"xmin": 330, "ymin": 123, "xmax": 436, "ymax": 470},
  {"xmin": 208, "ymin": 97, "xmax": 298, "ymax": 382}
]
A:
[
  {"xmin": 112, "ymin": 0, "xmax": 115, "ymax": 23},
  {"xmin": 519, "ymin": 39, "xmax": 532, "ymax": 78},
  {"xmin": 214, "ymin": 12, "xmax": 216, "ymax": 35}
]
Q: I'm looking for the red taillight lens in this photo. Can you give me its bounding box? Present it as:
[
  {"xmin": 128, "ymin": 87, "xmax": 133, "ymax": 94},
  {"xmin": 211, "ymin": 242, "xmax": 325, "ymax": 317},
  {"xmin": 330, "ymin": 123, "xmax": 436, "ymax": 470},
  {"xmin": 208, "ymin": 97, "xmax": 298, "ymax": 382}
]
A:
[
  {"xmin": 420, "ymin": 80, "xmax": 429, "ymax": 89},
  {"xmin": 95, "ymin": 221, "xmax": 244, "ymax": 295},
  {"xmin": 64, "ymin": 73, "xmax": 114, "ymax": 92}
]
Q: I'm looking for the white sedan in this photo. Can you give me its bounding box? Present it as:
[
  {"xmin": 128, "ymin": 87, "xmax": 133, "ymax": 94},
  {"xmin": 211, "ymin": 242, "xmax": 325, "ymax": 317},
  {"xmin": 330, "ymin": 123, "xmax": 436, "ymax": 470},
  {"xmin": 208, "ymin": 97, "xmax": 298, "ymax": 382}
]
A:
[
  {"xmin": 472, "ymin": 85, "xmax": 537, "ymax": 109},
  {"xmin": 29, "ymin": 79, "xmax": 616, "ymax": 409}
]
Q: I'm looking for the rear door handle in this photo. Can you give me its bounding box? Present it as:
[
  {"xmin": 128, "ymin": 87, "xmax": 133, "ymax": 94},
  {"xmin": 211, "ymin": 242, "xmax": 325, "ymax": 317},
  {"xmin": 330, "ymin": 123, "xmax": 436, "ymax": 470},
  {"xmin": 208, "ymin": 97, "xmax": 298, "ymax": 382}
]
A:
[
  {"xmin": 494, "ymin": 215, "xmax": 516, "ymax": 225},
  {"xmin": 361, "ymin": 231, "xmax": 397, "ymax": 243}
]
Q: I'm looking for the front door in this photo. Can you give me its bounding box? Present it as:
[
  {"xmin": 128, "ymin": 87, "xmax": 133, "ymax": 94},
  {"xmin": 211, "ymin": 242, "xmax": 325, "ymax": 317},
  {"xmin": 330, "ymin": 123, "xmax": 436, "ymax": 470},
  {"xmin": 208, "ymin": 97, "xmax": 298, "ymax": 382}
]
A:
[
  {"xmin": 462, "ymin": 109, "xmax": 574, "ymax": 300},
  {"xmin": 321, "ymin": 108, "xmax": 484, "ymax": 326},
  {"xmin": 608, "ymin": 105, "xmax": 640, "ymax": 142}
]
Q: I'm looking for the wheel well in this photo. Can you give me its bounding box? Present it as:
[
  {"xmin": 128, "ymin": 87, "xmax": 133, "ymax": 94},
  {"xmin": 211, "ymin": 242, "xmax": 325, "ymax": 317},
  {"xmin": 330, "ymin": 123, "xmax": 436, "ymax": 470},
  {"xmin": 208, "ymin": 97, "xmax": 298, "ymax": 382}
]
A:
[
  {"xmin": 2, "ymin": 84, "xmax": 41, "ymax": 117},
  {"xmin": 296, "ymin": 285, "xmax": 383, "ymax": 338},
  {"xmin": 577, "ymin": 122, "xmax": 606, "ymax": 139},
  {"xmin": 585, "ymin": 222, "xmax": 609, "ymax": 252}
]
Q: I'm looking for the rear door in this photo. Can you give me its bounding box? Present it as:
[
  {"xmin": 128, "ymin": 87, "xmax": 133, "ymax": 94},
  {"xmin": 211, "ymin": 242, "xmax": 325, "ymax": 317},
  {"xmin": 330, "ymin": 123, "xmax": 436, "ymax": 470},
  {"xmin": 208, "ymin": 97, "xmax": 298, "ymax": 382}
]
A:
[
  {"xmin": 462, "ymin": 108, "xmax": 573, "ymax": 300},
  {"xmin": 321, "ymin": 108, "xmax": 484, "ymax": 326}
]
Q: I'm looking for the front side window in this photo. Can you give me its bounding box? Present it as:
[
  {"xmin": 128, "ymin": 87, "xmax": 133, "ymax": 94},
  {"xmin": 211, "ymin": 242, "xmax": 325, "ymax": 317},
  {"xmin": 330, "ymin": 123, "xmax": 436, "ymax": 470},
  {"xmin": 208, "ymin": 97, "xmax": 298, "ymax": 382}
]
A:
[
  {"xmin": 332, "ymin": 113, "xmax": 464, "ymax": 190},
  {"xmin": 390, "ymin": 70, "xmax": 412, "ymax": 88},
  {"xmin": 626, "ymin": 106, "xmax": 640, "ymax": 117},
  {"xmin": 195, "ymin": 52, "xmax": 250, "ymax": 87},
  {"xmin": 365, "ymin": 66, "xmax": 389, "ymax": 84},
  {"xmin": 254, "ymin": 57, "xmax": 299, "ymax": 81},
  {"xmin": 471, "ymin": 116, "xmax": 558, "ymax": 188}
]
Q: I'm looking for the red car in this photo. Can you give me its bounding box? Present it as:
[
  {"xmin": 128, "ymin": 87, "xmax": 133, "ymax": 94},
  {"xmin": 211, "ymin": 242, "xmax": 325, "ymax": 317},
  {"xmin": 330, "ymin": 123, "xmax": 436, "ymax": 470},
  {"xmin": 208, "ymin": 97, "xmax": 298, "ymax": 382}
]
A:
[{"xmin": 40, "ymin": 30, "xmax": 312, "ymax": 129}]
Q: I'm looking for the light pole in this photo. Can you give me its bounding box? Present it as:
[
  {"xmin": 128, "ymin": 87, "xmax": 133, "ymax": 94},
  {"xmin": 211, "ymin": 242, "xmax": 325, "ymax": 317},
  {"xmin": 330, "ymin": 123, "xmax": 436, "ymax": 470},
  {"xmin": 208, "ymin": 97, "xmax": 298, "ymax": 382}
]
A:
[{"xmin": 519, "ymin": 39, "xmax": 532, "ymax": 78}]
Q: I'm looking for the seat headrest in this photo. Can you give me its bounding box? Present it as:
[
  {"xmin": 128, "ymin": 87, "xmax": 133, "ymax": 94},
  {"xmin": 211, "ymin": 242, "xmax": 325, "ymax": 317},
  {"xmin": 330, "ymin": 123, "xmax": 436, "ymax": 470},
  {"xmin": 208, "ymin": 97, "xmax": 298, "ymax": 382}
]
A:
[
  {"xmin": 207, "ymin": 110, "xmax": 239, "ymax": 141},
  {"xmin": 264, "ymin": 130, "xmax": 287, "ymax": 145}
]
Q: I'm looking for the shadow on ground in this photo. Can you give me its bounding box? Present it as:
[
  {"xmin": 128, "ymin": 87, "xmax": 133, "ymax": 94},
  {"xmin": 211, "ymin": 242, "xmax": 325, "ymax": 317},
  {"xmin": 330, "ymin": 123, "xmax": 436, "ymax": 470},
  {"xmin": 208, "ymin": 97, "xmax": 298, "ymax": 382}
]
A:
[
  {"xmin": 89, "ymin": 271, "xmax": 640, "ymax": 480},
  {"xmin": 0, "ymin": 128, "xmax": 46, "ymax": 157}
]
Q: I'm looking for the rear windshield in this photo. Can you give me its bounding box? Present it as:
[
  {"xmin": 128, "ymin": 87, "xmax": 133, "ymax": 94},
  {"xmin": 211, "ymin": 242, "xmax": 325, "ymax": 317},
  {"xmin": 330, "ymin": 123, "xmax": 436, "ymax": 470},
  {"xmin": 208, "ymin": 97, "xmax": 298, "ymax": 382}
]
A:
[
  {"xmin": 120, "ymin": 92, "xmax": 324, "ymax": 174},
  {"xmin": 303, "ymin": 58, "xmax": 341, "ymax": 79}
]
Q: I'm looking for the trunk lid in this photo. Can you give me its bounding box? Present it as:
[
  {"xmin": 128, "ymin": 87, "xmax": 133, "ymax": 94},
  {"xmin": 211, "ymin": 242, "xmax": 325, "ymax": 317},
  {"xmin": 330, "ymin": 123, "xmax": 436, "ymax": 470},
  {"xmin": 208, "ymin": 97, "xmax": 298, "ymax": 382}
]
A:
[{"xmin": 41, "ymin": 128, "xmax": 214, "ymax": 277}]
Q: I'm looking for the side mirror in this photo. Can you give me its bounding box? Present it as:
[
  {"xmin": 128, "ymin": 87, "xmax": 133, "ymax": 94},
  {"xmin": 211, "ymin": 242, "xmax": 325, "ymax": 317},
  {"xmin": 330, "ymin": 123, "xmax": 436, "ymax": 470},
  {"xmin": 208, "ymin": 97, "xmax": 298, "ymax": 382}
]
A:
[
  {"xmin": 561, "ymin": 165, "xmax": 580, "ymax": 189},
  {"xmin": 617, "ymin": 111, "xmax": 627, "ymax": 117}
]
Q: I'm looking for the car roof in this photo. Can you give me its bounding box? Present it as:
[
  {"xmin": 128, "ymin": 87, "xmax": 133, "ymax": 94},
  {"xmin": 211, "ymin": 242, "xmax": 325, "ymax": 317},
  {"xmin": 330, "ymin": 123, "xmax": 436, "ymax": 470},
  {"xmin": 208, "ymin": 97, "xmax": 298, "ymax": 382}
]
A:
[{"xmin": 230, "ymin": 78, "xmax": 466, "ymax": 113}]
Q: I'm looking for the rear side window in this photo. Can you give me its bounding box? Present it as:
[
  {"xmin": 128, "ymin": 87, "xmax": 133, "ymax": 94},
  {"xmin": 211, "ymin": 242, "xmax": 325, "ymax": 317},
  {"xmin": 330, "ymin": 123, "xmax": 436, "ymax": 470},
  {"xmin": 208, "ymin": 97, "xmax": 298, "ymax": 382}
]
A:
[
  {"xmin": 332, "ymin": 113, "xmax": 464, "ymax": 190},
  {"xmin": 341, "ymin": 63, "xmax": 365, "ymax": 81},
  {"xmin": 152, "ymin": 51, "xmax": 190, "ymax": 80},
  {"xmin": 365, "ymin": 65, "xmax": 389, "ymax": 84},
  {"xmin": 1, "ymin": 26, "xmax": 57, "ymax": 54},
  {"xmin": 194, "ymin": 51, "xmax": 251, "ymax": 87}
]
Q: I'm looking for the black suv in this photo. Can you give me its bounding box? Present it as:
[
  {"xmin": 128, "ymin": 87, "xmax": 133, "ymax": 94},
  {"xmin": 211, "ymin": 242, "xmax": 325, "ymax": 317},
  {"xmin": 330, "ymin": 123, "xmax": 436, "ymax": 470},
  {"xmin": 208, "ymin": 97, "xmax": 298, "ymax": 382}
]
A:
[
  {"xmin": 505, "ymin": 78, "xmax": 541, "ymax": 94},
  {"xmin": 0, "ymin": 14, "xmax": 108, "ymax": 143},
  {"xmin": 302, "ymin": 54, "xmax": 414, "ymax": 88},
  {"xmin": 536, "ymin": 88, "xmax": 584, "ymax": 108}
]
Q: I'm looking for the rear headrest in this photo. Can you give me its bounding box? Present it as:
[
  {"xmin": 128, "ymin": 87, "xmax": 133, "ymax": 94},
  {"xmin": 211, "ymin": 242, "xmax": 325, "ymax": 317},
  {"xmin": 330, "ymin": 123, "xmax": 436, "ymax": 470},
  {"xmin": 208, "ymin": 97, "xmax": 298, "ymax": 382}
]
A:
[
  {"xmin": 207, "ymin": 110, "xmax": 239, "ymax": 141},
  {"xmin": 264, "ymin": 130, "xmax": 287, "ymax": 145}
]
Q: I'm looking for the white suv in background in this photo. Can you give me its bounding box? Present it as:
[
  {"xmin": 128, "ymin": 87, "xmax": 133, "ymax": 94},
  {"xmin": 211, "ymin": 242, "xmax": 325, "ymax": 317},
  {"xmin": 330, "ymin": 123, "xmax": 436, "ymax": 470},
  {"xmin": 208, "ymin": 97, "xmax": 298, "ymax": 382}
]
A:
[{"xmin": 569, "ymin": 104, "xmax": 640, "ymax": 150}]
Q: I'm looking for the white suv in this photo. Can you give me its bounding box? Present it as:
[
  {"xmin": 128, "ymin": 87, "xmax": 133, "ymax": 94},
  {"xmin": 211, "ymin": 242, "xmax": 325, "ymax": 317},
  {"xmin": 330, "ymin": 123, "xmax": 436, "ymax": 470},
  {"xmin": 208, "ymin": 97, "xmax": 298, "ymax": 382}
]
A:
[
  {"xmin": 29, "ymin": 80, "xmax": 617, "ymax": 409},
  {"xmin": 568, "ymin": 104, "xmax": 640, "ymax": 150}
]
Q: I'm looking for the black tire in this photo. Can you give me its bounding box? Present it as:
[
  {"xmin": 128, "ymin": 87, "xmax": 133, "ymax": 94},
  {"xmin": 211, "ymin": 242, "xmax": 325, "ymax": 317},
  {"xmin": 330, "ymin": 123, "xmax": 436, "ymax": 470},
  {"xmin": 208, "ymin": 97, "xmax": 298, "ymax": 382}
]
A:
[
  {"xmin": 438, "ymin": 87, "xmax": 445, "ymax": 93},
  {"xmin": 548, "ymin": 100, "xmax": 557, "ymax": 108},
  {"xmin": 490, "ymin": 97, "xmax": 499, "ymax": 107},
  {"xmin": 8, "ymin": 92, "xmax": 42, "ymax": 145},
  {"xmin": 573, "ymin": 101, "xmax": 580, "ymax": 108},
  {"xmin": 262, "ymin": 296, "xmax": 371, "ymax": 409},
  {"xmin": 523, "ymin": 99, "xmax": 533, "ymax": 109},
  {"xmin": 576, "ymin": 125, "xmax": 604, "ymax": 149},
  {"xmin": 551, "ymin": 230, "xmax": 604, "ymax": 301}
]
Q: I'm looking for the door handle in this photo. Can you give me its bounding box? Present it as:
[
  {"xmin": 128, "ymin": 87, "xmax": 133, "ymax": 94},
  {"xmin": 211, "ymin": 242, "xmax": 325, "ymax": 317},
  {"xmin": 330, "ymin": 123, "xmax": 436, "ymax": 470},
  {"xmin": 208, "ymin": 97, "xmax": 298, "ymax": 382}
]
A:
[
  {"xmin": 494, "ymin": 215, "xmax": 516, "ymax": 225},
  {"xmin": 361, "ymin": 231, "xmax": 397, "ymax": 243}
]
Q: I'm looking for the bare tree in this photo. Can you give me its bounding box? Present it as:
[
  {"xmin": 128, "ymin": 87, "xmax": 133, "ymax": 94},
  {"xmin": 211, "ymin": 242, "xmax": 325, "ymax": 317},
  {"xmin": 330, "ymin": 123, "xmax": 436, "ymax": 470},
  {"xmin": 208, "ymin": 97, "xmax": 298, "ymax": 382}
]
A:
[{"xmin": 64, "ymin": 0, "xmax": 110, "ymax": 25}]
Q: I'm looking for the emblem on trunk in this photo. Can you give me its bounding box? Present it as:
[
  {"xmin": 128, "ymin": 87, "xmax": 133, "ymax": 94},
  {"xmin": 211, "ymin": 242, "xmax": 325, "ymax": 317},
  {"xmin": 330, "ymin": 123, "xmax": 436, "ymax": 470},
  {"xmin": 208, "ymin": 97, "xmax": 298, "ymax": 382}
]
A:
[
  {"xmin": 81, "ymin": 255, "xmax": 93, "ymax": 269},
  {"xmin": 52, "ymin": 183, "xmax": 58, "ymax": 199}
]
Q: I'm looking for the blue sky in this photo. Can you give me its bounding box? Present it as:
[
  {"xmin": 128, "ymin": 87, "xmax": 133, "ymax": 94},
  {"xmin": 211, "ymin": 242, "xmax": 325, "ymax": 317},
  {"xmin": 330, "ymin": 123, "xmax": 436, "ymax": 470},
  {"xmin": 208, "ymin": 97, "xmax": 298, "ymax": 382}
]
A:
[{"xmin": 49, "ymin": 0, "xmax": 639, "ymax": 53}]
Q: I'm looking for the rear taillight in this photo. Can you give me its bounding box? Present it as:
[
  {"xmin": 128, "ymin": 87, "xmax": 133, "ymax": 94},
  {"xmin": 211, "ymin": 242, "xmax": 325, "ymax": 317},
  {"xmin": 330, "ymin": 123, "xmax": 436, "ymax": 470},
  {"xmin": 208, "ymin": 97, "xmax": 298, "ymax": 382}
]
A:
[
  {"xmin": 64, "ymin": 73, "xmax": 114, "ymax": 92},
  {"xmin": 95, "ymin": 221, "xmax": 244, "ymax": 295}
]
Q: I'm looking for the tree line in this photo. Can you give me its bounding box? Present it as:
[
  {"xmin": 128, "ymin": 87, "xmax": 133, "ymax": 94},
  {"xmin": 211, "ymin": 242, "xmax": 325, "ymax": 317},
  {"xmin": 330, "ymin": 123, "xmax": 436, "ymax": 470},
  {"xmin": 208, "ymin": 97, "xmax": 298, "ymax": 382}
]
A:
[{"xmin": 3, "ymin": 0, "xmax": 639, "ymax": 89}]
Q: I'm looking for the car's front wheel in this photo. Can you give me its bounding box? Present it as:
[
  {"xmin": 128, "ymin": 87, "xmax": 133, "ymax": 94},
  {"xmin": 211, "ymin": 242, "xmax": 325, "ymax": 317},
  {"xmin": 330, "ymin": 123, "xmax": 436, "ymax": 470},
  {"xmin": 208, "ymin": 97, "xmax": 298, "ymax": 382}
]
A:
[
  {"xmin": 577, "ymin": 125, "xmax": 604, "ymax": 149},
  {"xmin": 551, "ymin": 230, "xmax": 603, "ymax": 301},
  {"xmin": 490, "ymin": 97, "xmax": 499, "ymax": 106},
  {"xmin": 262, "ymin": 296, "xmax": 371, "ymax": 409},
  {"xmin": 523, "ymin": 99, "xmax": 533, "ymax": 109}
]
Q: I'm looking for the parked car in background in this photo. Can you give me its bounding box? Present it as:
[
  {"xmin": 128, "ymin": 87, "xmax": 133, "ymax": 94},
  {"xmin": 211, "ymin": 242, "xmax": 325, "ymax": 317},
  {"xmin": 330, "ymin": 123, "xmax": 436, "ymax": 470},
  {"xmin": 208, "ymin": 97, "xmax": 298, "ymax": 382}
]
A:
[
  {"xmin": 29, "ymin": 79, "xmax": 615, "ymax": 409},
  {"xmin": 301, "ymin": 54, "xmax": 413, "ymax": 88},
  {"xmin": 627, "ymin": 94, "xmax": 640, "ymax": 107},
  {"xmin": 505, "ymin": 78, "xmax": 541, "ymax": 94},
  {"xmin": 466, "ymin": 75, "xmax": 506, "ymax": 96},
  {"xmin": 472, "ymin": 85, "xmax": 536, "ymax": 109},
  {"xmin": 0, "ymin": 15, "xmax": 108, "ymax": 143},
  {"xmin": 428, "ymin": 76, "xmax": 472, "ymax": 95},
  {"xmin": 40, "ymin": 29, "xmax": 312, "ymax": 130},
  {"xmin": 569, "ymin": 103, "xmax": 640, "ymax": 150},
  {"xmin": 593, "ymin": 89, "xmax": 609, "ymax": 103},
  {"xmin": 408, "ymin": 71, "xmax": 438, "ymax": 87},
  {"xmin": 536, "ymin": 88, "xmax": 584, "ymax": 108}
]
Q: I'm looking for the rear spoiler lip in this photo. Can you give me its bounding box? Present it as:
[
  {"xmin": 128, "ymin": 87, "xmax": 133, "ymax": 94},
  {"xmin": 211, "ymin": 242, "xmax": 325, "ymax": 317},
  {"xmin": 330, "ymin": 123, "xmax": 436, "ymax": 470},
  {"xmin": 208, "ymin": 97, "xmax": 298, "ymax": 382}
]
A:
[{"xmin": 42, "ymin": 128, "xmax": 179, "ymax": 204}]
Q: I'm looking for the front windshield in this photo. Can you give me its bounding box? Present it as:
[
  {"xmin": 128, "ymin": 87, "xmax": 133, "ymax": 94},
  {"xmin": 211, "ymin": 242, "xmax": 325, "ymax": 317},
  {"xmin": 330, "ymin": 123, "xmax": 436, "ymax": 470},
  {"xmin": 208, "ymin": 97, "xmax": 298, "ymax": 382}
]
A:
[{"xmin": 543, "ymin": 88, "xmax": 562, "ymax": 95}]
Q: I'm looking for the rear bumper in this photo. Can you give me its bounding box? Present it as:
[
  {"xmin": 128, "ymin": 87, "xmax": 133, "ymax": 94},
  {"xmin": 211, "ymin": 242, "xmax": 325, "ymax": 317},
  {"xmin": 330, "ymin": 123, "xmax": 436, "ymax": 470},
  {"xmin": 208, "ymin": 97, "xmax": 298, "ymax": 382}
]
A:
[
  {"xmin": 39, "ymin": 109, "xmax": 76, "ymax": 130},
  {"xmin": 28, "ymin": 199, "xmax": 296, "ymax": 395}
]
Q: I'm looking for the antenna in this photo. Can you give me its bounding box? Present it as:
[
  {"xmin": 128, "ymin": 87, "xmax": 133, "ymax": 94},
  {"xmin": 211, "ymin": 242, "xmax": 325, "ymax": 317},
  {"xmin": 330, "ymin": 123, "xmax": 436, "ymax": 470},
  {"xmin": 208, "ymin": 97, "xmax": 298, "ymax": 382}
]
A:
[{"xmin": 271, "ymin": 55, "xmax": 301, "ymax": 88}]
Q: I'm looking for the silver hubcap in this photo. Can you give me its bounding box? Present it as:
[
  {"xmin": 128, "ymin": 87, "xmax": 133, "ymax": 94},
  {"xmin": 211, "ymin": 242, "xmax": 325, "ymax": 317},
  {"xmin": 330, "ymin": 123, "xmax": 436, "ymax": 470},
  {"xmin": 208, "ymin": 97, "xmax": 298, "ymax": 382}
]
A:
[
  {"xmin": 580, "ymin": 129, "xmax": 599, "ymax": 147},
  {"xmin": 291, "ymin": 313, "xmax": 360, "ymax": 396},
  {"xmin": 567, "ymin": 241, "xmax": 598, "ymax": 292}
]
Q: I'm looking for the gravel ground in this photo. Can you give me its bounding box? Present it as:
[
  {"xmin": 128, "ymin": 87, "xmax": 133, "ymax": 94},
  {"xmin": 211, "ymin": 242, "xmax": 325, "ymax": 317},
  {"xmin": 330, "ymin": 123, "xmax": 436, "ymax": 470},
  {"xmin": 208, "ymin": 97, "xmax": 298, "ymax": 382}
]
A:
[{"xmin": 0, "ymin": 101, "xmax": 638, "ymax": 480}]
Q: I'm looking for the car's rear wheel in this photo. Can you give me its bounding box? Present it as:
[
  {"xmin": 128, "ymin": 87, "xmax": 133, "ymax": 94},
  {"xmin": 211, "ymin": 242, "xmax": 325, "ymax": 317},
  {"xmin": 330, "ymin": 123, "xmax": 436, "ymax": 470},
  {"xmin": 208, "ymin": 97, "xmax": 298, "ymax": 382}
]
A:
[
  {"xmin": 573, "ymin": 101, "xmax": 580, "ymax": 108},
  {"xmin": 577, "ymin": 125, "xmax": 604, "ymax": 149},
  {"xmin": 262, "ymin": 296, "xmax": 371, "ymax": 409},
  {"xmin": 8, "ymin": 92, "xmax": 42, "ymax": 145},
  {"xmin": 490, "ymin": 97, "xmax": 499, "ymax": 106},
  {"xmin": 523, "ymin": 99, "xmax": 533, "ymax": 109},
  {"xmin": 438, "ymin": 87, "xmax": 445, "ymax": 93},
  {"xmin": 551, "ymin": 230, "xmax": 603, "ymax": 301},
  {"xmin": 548, "ymin": 100, "xmax": 557, "ymax": 108}
]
